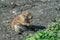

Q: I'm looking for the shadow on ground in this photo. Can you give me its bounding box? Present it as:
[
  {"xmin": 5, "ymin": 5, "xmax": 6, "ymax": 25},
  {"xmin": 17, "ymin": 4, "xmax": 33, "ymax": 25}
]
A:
[
  {"xmin": 18, "ymin": 25, "xmax": 46, "ymax": 35},
  {"xmin": 28, "ymin": 25, "xmax": 46, "ymax": 31}
]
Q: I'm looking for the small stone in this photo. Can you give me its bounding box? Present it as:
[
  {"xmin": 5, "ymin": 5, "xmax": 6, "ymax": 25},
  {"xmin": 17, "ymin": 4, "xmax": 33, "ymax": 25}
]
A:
[
  {"xmin": 41, "ymin": 0, "xmax": 47, "ymax": 2},
  {"xmin": 0, "ymin": 27, "xmax": 1, "ymax": 30},
  {"xmin": 58, "ymin": 4, "xmax": 60, "ymax": 6},
  {"xmin": 6, "ymin": 34, "xmax": 10, "ymax": 37},
  {"xmin": 10, "ymin": 10, "xmax": 17, "ymax": 15},
  {"xmin": 11, "ymin": 38, "xmax": 15, "ymax": 40},
  {"xmin": 1, "ymin": 0, "xmax": 4, "ymax": 1},
  {"xmin": 2, "ymin": 34, "xmax": 5, "ymax": 37},
  {"xmin": 11, "ymin": 2, "xmax": 14, "ymax": 5}
]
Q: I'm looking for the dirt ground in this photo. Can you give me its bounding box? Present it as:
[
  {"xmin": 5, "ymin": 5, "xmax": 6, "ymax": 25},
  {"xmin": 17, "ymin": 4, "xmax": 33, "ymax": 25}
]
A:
[{"xmin": 0, "ymin": 0, "xmax": 60, "ymax": 40}]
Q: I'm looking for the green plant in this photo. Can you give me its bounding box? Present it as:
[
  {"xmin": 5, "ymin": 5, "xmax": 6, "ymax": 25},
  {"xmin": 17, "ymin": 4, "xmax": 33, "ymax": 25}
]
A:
[{"xmin": 24, "ymin": 19, "xmax": 60, "ymax": 40}]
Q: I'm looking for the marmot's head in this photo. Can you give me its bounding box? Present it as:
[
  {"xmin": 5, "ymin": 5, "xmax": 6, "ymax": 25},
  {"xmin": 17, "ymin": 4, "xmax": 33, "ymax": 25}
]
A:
[{"xmin": 22, "ymin": 10, "xmax": 33, "ymax": 20}]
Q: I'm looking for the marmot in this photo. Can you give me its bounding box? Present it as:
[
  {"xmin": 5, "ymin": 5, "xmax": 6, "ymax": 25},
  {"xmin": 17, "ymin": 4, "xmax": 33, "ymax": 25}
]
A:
[{"xmin": 11, "ymin": 10, "xmax": 33, "ymax": 32}]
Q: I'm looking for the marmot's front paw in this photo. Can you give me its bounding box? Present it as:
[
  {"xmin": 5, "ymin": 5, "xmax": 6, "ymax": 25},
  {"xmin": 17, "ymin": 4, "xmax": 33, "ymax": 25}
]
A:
[{"xmin": 26, "ymin": 23, "xmax": 32, "ymax": 27}]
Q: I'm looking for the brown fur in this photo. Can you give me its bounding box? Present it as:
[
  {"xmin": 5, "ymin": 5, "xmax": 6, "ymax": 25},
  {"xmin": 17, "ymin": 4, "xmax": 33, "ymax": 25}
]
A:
[{"xmin": 11, "ymin": 10, "xmax": 33, "ymax": 32}]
